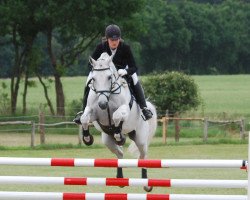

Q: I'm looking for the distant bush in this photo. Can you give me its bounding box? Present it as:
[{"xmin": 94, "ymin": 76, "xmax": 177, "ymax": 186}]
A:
[{"xmin": 142, "ymin": 71, "xmax": 202, "ymax": 116}]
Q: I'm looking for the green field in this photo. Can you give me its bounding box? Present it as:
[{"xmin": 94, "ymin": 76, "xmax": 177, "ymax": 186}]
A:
[
  {"xmin": 0, "ymin": 144, "xmax": 248, "ymax": 195},
  {"xmin": 0, "ymin": 75, "xmax": 249, "ymax": 146},
  {"xmin": 0, "ymin": 75, "xmax": 248, "ymax": 196},
  {"xmin": 193, "ymin": 75, "xmax": 250, "ymax": 116},
  {"xmin": 1, "ymin": 74, "xmax": 250, "ymax": 117}
]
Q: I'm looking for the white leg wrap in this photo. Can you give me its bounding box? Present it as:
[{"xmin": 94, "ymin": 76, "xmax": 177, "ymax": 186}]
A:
[{"xmin": 131, "ymin": 73, "xmax": 139, "ymax": 85}]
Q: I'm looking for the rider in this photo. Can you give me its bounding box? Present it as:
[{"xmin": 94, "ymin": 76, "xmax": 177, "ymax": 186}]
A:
[{"xmin": 74, "ymin": 24, "xmax": 152, "ymax": 125}]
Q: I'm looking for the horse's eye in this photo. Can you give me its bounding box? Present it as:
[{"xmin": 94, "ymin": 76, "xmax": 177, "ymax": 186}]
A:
[
  {"xmin": 92, "ymin": 78, "xmax": 95, "ymax": 82},
  {"xmin": 108, "ymin": 76, "xmax": 112, "ymax": 80}
]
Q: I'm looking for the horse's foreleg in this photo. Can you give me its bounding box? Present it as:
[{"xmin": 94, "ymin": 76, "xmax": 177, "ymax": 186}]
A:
[
  {"xmin": 80, "ymin": 106, "xmax": 94, "ymax": 145},
  {"xmin": 113, "ymin": 105, "xmax": 129, "ymax": 145},
  {"xmin": 113, "ymin": 105, "xmax": 129, "ymax": 126}
]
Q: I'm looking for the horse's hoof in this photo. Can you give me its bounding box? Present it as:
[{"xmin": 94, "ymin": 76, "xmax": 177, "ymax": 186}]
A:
[
  {"xmin": 119, "ymin": 185, "xmax": 125, "ymax": 188},
  {"xmin": 82, "ymin": 135, "xmax": 94, "ymax": 146},
  {"xmin": 143, "ymin": 186, "xmax": 153, "ymax": 192}
]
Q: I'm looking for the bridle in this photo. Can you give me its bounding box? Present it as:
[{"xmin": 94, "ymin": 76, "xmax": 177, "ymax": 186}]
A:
[{"xmin": 90, "ymin": 66, "xmax": 122, "ymax": 101}]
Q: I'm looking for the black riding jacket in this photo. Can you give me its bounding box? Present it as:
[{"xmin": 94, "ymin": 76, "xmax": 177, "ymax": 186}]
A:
[{"xmin": 90, "ymin": 41, "xmax": 138, "ymax": 76}]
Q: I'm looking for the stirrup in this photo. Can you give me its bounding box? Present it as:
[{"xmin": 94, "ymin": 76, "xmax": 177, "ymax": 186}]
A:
[{"xmin": 141, "ymin": 107, "xmax": 153, "ymax": 121}]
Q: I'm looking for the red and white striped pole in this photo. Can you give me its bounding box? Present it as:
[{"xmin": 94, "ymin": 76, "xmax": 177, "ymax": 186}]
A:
[
  {"xmin": 0, "ymin": 157, "xmax": 247, "ymax": 169},
  {"xmin": 248, "ymin": 131, "xmax": 250, "ymax": 200},
  {"xmin": 0, "ymin": 176, "xmax": 247, "ymax": 188},
  {"xmin": 0, "ymin": 192, "xmax": 247, "ymax": 200}
]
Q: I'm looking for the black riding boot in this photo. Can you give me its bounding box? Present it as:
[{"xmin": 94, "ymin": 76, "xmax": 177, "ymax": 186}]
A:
[{"xmin": 132, "ymin": 82, "xmax": 153, "ymax": 120}]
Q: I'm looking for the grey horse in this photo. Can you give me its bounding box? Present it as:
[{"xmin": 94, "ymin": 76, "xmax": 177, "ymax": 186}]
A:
[{"xmin": 80, "ymin": 53, "xmax": 157, "ymax": 192}]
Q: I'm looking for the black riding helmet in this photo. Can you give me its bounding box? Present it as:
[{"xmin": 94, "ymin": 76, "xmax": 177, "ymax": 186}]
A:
[{"xmin": 105, "ymin": 24, "xmax": 121, "ymax": 40}]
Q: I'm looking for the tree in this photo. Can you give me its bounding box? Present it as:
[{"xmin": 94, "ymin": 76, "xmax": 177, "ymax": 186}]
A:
[
  {"xmin": 0, "ymin": 0, "xmax": 146, "ymax": 115},
  {"xmin": 36, "ymin": 0, "xmax": 146, "ymax": 116},
  {"xmin": 140, "ymin": 0, "xmax": 191, "ymax": 73},
  {"xmin": 214, "ymin": 0, "xmax": 250, "ymax": 73},
  {"xmin": 0, "ymin": 0, "xmax": 40, "ymax": 114}
]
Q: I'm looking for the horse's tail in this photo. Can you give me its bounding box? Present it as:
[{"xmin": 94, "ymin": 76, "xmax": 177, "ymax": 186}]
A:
[
  {"xmin": 128, "ymin": 102, "xmax": 157, "ymax": 158},
  {"xmin": 146, "ymin": 102, "xmax": 157, "ymax": 143}
]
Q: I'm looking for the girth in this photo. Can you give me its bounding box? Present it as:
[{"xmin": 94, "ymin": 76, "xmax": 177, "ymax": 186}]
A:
[{"xmin": 96, "ymin": 122, "xmax": 120, "ymax": 136}]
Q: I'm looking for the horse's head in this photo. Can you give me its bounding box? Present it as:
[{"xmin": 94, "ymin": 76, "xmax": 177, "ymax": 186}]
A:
[{"xmin": 89, "ymin": 53, "xmax": 120, "ymax": 110}]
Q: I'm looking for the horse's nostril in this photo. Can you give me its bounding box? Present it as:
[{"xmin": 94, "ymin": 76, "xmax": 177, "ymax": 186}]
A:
[{"xmin": 98, "ymin": 101, "xmax": 108, "ymax": 110}]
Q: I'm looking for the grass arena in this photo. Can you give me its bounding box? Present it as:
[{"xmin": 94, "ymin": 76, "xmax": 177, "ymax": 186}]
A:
[{"xmin": 0, "ymin": 137, "xmax": 248, "ymax": 199}]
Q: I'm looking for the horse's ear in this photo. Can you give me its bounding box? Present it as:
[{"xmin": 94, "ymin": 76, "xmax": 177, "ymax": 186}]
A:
[{"xmin": 89, "ymin": 56, "xmax": 96, "ymax": 67}]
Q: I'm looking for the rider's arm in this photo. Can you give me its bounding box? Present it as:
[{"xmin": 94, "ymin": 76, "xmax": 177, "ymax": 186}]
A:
[{"xmin": 124, "ymin": 44, "xmax": 138, "ymax": 75}]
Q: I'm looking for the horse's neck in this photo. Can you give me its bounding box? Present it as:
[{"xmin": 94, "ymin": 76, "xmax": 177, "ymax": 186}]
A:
[{"xmin": 111, "ymin": 81, "xmax": 131, "ymax": 104}]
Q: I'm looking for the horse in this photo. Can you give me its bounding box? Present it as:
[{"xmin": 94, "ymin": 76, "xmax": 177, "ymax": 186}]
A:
[{"xmin": 80, "ymin": 52, "xmax": 157, "ymax": 192}]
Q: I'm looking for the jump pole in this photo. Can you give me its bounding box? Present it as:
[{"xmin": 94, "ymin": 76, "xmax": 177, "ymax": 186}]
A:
[
  {"xmin": 0, "ymin": 157, "xmax": 247, "ymax": 169},
  {"xmin": 0, "ymin": 192, "xmax": 247, "ymax": 200},
  {"xmin": 248, "ymin": 131, "xmax": 250, "ymax": 200},
  {"xmin": 0, "ymin": 176, "xmax": 247, "ymax": 188}
]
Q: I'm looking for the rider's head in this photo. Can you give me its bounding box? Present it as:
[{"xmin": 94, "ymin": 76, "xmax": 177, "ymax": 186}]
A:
[{"xmin": 105, "ymin": 24, "xmax": 121, "ymax": 50}]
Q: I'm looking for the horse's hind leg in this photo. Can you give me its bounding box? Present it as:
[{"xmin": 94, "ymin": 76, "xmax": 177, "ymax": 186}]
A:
[
  {"xmin": 133, "ymin": 131, "xmax": 153, "ymax": 192},
  {"xmin": 138, "ymin": 145, "xmax": 153, "ymax": 192},
  {"xmin": 101, "ymin": 132, "xmax": 124, "ymax": 178}
]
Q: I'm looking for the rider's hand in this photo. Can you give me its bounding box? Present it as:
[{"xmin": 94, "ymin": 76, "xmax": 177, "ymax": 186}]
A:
[{"xmin": 118, "ymin": 69, "xmax": 127, "ymax": 77}]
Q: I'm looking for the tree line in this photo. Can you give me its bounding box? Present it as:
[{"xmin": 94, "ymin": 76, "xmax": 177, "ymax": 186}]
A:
[{"xmin": 0, "ymin": 0, "xmax": 249, "ymax": 116}]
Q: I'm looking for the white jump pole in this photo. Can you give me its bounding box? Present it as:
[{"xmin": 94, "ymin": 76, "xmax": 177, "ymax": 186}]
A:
[
  {"xmin": 248, "ymin": 131, "xmax": 250, "ymax": 200},
  {"xmin": 0, "ymin": 192, "xmax": 247, "ymax": 200},
  {"xmin": 0, "ymin": 176, "xmax": 247, "ymax": 188},
  {"xmin": 0, "ymin": 157, "xmax": 247, "ymax": 168}
]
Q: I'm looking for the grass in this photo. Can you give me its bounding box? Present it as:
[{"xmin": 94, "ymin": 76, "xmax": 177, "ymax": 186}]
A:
[
  {"xmin": 1, "ymin": 74, "xmax": 250, "ymax": 146},
  {"xmin": 0, "ymin": 75, "xmax": 248, "ymax": 196},
  {"xmin": 0, "ymin": 143, "xmax": 248, "ymax": 195},
  {"xmin": 192, "ymin": 75, "xmax": 250, "ymax": 116},
  {"xmin": 1, "ymin": 74, "xmax": 250, "ymax": 116}
]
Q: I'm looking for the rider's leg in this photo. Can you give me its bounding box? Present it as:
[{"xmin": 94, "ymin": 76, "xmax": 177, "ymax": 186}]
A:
[{"xmin": 131, "ymin": 73, "xmax": 153, "ymax": 120}]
